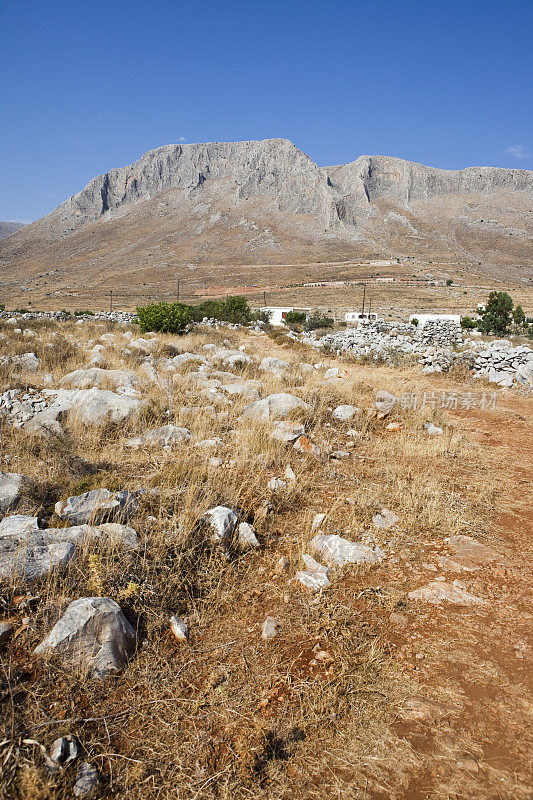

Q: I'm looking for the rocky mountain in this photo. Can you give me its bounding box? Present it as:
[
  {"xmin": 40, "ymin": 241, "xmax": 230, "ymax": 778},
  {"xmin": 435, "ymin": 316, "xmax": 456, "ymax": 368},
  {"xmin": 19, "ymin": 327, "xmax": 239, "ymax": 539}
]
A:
[
  {"xmin": 0, "ymin": 221, "xmax": 26, "ymax": 239},
  {"xmin": 1, "ymin": 139, "xmax": 532, "ymax": 297}
]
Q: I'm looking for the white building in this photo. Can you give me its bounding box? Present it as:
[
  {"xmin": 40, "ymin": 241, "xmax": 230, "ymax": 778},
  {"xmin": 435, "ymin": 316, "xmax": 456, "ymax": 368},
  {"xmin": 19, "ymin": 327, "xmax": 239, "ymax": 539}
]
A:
[
  {"xmin": 409, "ymin": 313, "xmax": 461, "ymax": 327},
  {"xmin": 261, "ymin": 307, "xmax": 311, "ymax": 326}
]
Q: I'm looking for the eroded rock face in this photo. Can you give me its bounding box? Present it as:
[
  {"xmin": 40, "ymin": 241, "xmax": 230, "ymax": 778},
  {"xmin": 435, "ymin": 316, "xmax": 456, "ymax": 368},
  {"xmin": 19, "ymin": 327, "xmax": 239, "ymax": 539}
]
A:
[
  {"xmin": 34, "ymin": 597, "xmax": 137, "ymax": 678},
  {"xmin": 55, "ymin": 489, "xmax": 138, "ymax": 526}
]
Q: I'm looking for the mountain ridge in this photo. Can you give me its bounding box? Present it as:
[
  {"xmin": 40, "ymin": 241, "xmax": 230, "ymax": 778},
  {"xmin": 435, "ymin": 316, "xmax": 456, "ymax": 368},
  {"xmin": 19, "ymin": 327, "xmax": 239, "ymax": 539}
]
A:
[{"xmin": 1, "ymin": 139, "xmax": 532, "ymax": 297}]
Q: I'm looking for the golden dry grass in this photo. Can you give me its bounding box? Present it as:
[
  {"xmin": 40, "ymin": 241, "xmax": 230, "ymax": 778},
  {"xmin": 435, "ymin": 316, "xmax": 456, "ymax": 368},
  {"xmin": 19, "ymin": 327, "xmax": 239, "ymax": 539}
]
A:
[{"xmin": 0, "ymin": 318, "xmax": 531, "ymax": 799}]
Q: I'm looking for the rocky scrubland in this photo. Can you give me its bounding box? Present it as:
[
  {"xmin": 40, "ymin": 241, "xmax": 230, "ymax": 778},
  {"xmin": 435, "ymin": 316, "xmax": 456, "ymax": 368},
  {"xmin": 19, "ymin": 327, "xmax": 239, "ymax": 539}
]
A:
[{"xmin": 0, "ymin": 315, "xmax": 531, "ymax": 799}]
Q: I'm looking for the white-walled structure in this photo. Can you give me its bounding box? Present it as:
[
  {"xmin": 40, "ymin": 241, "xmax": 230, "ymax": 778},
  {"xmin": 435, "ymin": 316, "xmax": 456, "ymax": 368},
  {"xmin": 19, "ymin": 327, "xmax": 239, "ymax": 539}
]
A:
[
  {"xmin": 261, "ymin": 307, "xmax": 311, "ymax": 326},
  {"xmin": 409, "ymin": 313, "xmax": 461, "ymax": 327}
]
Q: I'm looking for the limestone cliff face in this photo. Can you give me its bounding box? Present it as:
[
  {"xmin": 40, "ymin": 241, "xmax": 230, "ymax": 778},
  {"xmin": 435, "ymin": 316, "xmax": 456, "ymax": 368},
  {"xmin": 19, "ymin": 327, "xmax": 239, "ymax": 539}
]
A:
[
  {"xmin": 1, "ymin": 139, "xmax": 532, "ymax": 277},
  {"xmin": 55, "ymin": 138, "xmax": 339, "ymax": 230}
]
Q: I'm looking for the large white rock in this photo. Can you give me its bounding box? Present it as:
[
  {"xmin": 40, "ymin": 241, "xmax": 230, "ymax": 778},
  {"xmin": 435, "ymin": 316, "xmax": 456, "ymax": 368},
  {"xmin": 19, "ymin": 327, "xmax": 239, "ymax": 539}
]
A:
[
  {"xmin": 34, "ymin": 597, "xmax": 137, "ymax": 678},
  {"xmin": 60, "ymin": 367, "xmax": 139, "ymax": 394},
  {"xmin": 0, "ymin": 472, "xmax": 27, "ymax": 517},
  {"xmin": 0, "ymin": 519, "xmax": 138, "ymax": 583},
  {"xmin": 516, "ymin": 361, "xmax": 533, "ymax": 387},
  {"xmin": 55, "ymin": 489, "xmax": 138, "ymax": 526},
  {"xmin": 310, "ymin": 534, "xmax": 383, "ymax": 566},
  {"xmin": 202, "ymin": 506, "xmax": 238, "ymax": 543},
  {"xmin": 240, "ymin": 393, "xmax": 310, "ymax": 422}
]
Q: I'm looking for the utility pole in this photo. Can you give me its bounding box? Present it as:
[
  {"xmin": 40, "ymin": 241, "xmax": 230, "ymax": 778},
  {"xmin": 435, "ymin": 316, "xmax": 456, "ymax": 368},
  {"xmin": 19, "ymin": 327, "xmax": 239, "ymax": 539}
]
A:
[
  {"xmin": 177, "ymin": 279, "xmax": 180, "ymax": 303},
  {"xmin": 263, "ymin": 291, "xmax": 267, "ymax": 307},
  {"xmin": 368, "ymin": 297, "xmax": 372, "ymax": 316},
  {"xmin": 110, "ymin": 290, "xmax": 113, "ymax": 312},
  {"xmin": 362, "ymin": 284, "xmax": 366, "ymax": 315}
]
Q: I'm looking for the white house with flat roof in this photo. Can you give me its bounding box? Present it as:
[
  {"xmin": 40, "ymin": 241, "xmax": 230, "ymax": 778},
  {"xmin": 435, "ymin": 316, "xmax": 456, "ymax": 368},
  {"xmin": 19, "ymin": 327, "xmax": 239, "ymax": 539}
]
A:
[{"xmin": 345, "ymin": 311, "xmax": 381, "ymax": 325}]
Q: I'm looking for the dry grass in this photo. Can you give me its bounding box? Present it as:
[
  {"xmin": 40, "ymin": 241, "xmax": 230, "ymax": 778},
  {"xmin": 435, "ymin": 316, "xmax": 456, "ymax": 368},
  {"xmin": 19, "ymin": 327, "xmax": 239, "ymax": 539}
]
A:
[{"xmin": 0, "ymin": 318, "xmax": 531, "ymax": 799}]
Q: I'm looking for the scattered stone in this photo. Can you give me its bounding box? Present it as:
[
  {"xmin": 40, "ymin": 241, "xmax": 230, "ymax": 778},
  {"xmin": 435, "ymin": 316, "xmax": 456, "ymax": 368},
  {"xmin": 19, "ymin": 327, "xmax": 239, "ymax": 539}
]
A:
[
  {"xmin": 408, "ymin": 581, "xmax": 486, "ymax": 605},
  {"xmin": 261, "ymin": 616, "xmax": 281, "ymax": 640},
  {"xmin": 55, "ymin": 489, "xmax": 138, "ymax": 526},
  {"xmin": 293, "ymin": 435, "xmax": 320, "ymax": 457},
  {"xmin": 170, "ymin": 615, "xmax": 188, "ymax": 642},
  {"xmin": 240, "ymin": 393, "xmax": 310, "ymax": 422},
  {"xmin": 237, "ymin": 522, "xmax": 260, "ymax": 549},
  {"xmin": 424, "ymin": 422, "xmax": 444, "ymax": 436},
  {"xmin": 50, "ymin": 734, "xmax": 79, "ymax": 767},
  {"xmin": 268, "ymin": 478, "xmax": 287, "ymax": 492},
  {"xmin": 295, "ymin": 554, "xmax": 331, "ymax": 591},
  {"xmin": 276, "ymin": 556, "xmax": 290, "ymax": 573},
  {"xmin": 373, "ymin": 508, "xmax": 399, "ymax": 529},
  {"xmin": 311, "ymin": 512, "xmax": 326, "ymax": 532},
  {"xmin": 271, "ymin": 421, "xmax": 305, "ymax": 443},
  {"xmin": 0, "ymin": 514, "xmax": 40, "ymax": 537},
  {"xmin": 34, "ymin": 597, "xmax": 137, "ymax": 678},
  {"xmin": 74, "ymin": 761, "xmax": 100, "ymax": 798},
  {"xmin": 332, "ymin": 404, "xmax": 358, "ymax": 421},
  {"xmin": 330, "ymin": 450, "xmax": 350, "ymax": 460},
  {"xmin": 127, "ymin": 425, "xmax": 192, "ymax": 448},
  {"xmin": 310, "ymin": 534, "xmax": 384, "ymax": 567},
  {"xmin": 385, "ymin": 421, "xmax": 402, "ymax": 432},
  {"xmin": 202, "ymin": 506, "xmax": 238, "ymax": 544},
  {"xmin": 375, "ymin": 390, "xmax": 397, "ymax": 416},
  {"xmin": 0, "ymin": 472, "xmax": 27, "ymax": 518},
  {"xmin": 284, "ymin": 464, "xmax": 296, "ymax": 481}
]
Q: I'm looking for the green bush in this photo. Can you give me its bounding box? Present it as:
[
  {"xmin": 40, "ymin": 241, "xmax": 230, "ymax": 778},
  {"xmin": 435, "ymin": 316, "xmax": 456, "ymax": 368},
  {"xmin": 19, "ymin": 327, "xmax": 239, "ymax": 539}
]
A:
[
  {"xmin": 478, "ymin": 291, "xmax": 513, "ymax": 334},
  {"xmin": 446, "ymin": 278, "xmax": 453, "ymax": 286},
  {"xmin": 136, "ymin": 302, "xmax": 191, "ymax": 333},
  {"xmin": 411, "ymin": 318, "xmax": 419, "ymax": 327},
  {"xmin": 305, "ymin": 312, "xmax": 334, "ymax": 331},
  {"xmin": 460, "ymin": 315, "xmax": 477, "ymax": 329},
  {"xmin": 74, "ymin": 309, "xmax": 95, "ymax": 316},
  {"xmin": 189, "ymin": 296, "xmax": 252, "ymax": 325},
  {"xmin": 513, "ymin": 305, "xmax": 526, "ymax": 327},
  {"xmin": 284, "ymin": 310, "xmax": 307, "ymax": 326}
]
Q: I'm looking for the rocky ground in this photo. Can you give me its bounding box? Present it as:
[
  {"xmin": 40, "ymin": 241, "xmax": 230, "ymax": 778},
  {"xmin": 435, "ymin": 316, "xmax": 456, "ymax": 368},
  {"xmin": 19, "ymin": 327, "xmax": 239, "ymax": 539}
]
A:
[{"xmin": 0, "ymin": 315, "xmax": 531, "ymax": 799}]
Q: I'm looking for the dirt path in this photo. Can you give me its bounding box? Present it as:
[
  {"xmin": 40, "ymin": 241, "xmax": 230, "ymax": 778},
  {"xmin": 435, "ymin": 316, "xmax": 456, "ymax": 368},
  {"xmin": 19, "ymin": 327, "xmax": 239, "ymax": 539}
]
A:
[{"xmin": 382, "ymin": 399, "xmax": 533, "ymax": 799}]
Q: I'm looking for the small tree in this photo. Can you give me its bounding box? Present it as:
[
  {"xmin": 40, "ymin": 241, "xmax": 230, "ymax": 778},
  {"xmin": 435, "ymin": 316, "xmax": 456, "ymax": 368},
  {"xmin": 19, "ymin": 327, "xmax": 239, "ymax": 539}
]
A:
[
  {"xmin": 411, "ymin": 318, "xmax": 419, "ymax": 327},
  {"xmin": 446, "ymin": 278, "xmax": 453, "ymax": 286},
  {"xmin": 513, "ymin": 305, "xmax": 526, "ymax": 327},
  {"xmin": 479, "ymin": 291, "xmax": 513, "ymax": 334},
  {"xmin": 305, "ymin": 312, "xmax": 334, "ymax": 331},
  {"xmin": 461, "ymin": 315, "xmax": 477, "ymax": 329},
  {"xmin": 136, "ymin": 302, "xmax": 191, "ymax": 333},
  {"xmin": 284, "ymin": 310, "xmax": 307, "ymax": 327}
]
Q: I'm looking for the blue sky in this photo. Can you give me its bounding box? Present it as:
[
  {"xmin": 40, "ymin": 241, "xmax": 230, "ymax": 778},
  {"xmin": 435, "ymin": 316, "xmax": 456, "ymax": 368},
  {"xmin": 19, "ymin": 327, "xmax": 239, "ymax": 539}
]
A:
[{"xmin": 0, "ymin": 0, "xmax": 531, "ymax": 222}]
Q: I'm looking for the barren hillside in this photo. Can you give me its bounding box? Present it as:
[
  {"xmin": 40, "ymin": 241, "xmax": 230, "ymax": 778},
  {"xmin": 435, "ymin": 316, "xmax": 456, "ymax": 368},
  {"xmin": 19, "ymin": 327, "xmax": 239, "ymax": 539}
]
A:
[{"xmin": 1, "ymin": 140, "xmax": 532, "ymax": 305}]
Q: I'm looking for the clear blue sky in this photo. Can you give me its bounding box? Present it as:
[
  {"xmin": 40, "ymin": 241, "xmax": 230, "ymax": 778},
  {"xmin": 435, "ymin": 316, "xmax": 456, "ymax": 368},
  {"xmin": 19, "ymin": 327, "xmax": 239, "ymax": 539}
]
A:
[{"xmin": 1, "ymin": 0, "xmax": 532, "ymax": 222}]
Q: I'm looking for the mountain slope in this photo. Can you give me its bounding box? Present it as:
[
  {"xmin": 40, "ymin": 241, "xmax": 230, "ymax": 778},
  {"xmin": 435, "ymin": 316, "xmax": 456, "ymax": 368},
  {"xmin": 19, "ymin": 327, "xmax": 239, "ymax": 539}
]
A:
[
  {"xmin": 0, "ymin": 221, "xmax": 26, "ymax": 239},
  {"xmin": 1, "ymin": 139, "xmax": 532, "ymax": 299}
]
